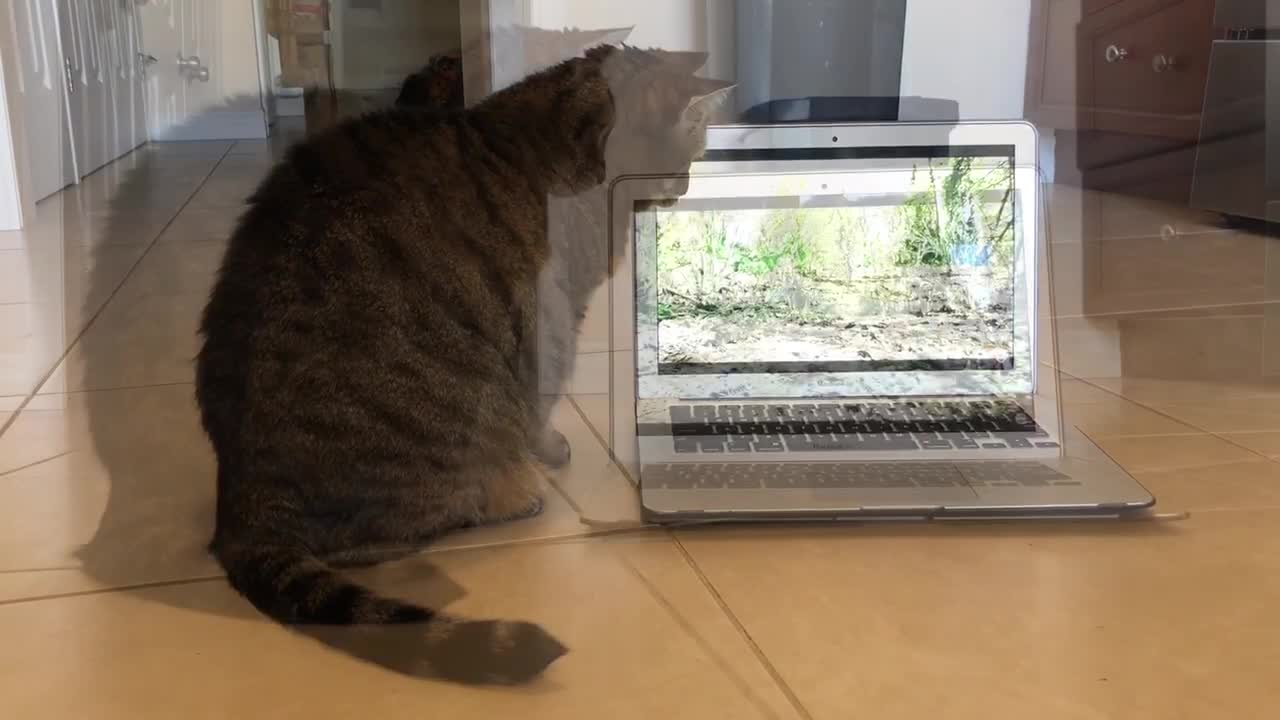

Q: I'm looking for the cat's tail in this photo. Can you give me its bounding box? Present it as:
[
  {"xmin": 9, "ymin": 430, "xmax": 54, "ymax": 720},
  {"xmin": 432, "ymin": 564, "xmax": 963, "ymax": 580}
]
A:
[{"xmin": 213, "ymin": 537, "xmax": 567, "ymax": 684}]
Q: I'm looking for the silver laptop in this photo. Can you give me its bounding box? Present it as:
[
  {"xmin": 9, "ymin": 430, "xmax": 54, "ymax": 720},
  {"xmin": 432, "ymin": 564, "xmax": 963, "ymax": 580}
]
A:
[{"xmin": 606, "ymin": 121, "xmax": 1155, "ymax": 522}]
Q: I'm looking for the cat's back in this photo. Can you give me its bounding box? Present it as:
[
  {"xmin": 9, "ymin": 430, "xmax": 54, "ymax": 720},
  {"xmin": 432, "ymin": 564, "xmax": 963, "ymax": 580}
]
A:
[{"xmin": 197, "ymin": 107, "xmax": 545, "ymax": 436}]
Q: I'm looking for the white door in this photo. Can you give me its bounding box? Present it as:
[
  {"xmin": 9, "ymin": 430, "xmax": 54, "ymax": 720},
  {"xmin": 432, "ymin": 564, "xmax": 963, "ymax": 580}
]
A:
[
  {"xmin": 59, "ymin": 0, "xmax": 147, "ymax": 178},
  {"xmin": 135, "ymin": 0, "xmax": 268, "ymax": 142},
  {"xmin": 8, "ymin": 0, "xmax": 78, "ymax": 199}
]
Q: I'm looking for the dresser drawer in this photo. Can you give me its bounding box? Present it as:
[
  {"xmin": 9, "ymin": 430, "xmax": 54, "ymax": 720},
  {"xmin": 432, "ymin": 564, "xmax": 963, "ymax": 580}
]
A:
[
  {"xmin": 1083, "ymin": 0, "xmax": 1125, "ymax": 15},
  {"xmin": 1089, "ymin": 0, "xmax": 1215, "ymax": 122}
]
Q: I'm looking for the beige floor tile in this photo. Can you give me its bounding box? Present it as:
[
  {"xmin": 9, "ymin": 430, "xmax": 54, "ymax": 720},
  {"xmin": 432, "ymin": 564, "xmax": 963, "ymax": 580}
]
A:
[
  {"xmin": 0, "ymin": 388, "xmax": 639, "ymax": 603},
  {"xmin": 0, "ymin": 536, "xmax": 801, "ymax": 720},
  {"xmin": 1147, "ymin": 399, "xmax": 1280, "ymax": 434},
  {"xmin": 1134, "ymin": 461, "xmax": 1280, "ymax": 512},
  {"xmin": 1220, "ymin": 431, "xmax": 1280, "ymax": 459},
  {"xmin": 677, "ymin": 510, "xmax": 1280, "ymax": 719},
  {"xmin": 114, "ymin": 241, "xmax": 227, "ymax": 302},
  {"xmin": 570, "ymin": 393, "xmax": 610, "ymax": 444},
  {"xmin": 156, "ymin": 205, "xmax": 243, "ymax": 244},
  {"xmin": 1055, "ymin": 378, "xmax": 1121, "ymax": 405},
  {"xmin": 1087, "ymin": 377, "xmax": 1280, "ymax": 405},
  {"xmin": 1060, "ymin": 395, "xmax": 1197, "ymax": 438},
  {"xmin": 39, "ymin": 289, "xmax": 204, "ymax": 393},
  {"xmin": 0, "ymin": 385, "xmax": 218, "ymax": 602},
  {"xmin": 545, "ymin": 399, "xmax": 643, "ymax": 528},
  {"xmin": 1095, "ymin": 433, "xmax": 1261, "ymax": 473},
  {"xmin": 0, "ymin": 245, "xmax": 150, "ymax": 397}
]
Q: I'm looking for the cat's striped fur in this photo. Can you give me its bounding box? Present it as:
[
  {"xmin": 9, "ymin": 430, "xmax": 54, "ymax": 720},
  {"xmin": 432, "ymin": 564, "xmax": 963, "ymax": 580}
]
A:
[{"xmin": 196, "ymin": 45, "xmax": 732, "ymax": 684}]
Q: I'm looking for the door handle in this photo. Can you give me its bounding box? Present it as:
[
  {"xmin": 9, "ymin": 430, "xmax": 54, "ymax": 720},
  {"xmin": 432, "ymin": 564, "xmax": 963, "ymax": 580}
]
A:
[{"xmin": 177, "ymin": 53, "xmax": 210, "ymax": 82}]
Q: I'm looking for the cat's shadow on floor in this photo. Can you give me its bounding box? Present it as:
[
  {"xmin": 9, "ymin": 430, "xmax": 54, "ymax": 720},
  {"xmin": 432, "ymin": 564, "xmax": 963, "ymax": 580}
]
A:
[{"xmin": 71, "ymin": 94, "xmax": 506, "ymax": 683}]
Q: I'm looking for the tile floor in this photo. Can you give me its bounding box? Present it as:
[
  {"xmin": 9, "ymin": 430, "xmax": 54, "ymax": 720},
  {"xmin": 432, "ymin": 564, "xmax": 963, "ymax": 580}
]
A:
[{"xmin": 1, "ymin": 128, "xmax": 1278, "ymax": 718}]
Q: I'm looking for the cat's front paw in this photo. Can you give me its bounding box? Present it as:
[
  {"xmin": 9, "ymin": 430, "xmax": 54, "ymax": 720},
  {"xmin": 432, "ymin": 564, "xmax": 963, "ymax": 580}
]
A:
[{"xmin": 534, "ymin": 428, "xmax": 571, "ymax": 468}]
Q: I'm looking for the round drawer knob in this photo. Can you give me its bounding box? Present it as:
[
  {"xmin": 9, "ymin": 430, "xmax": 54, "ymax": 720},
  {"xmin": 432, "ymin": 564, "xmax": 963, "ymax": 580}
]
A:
[{"xmin": 1105, "ymin": 45, "xmax": 1129, "ymax": 63}]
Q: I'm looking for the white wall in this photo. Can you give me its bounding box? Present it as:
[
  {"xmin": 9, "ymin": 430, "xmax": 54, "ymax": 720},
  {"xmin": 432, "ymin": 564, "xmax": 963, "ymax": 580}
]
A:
[
  {"xmin": 0, "ymin": 49, "xmax": 24, "ymax": 231},
  {"xmin": 898, "ymin": 0, "xmax": 1031, "ymax": 120},
  {"xmin": 530, "ymin": 0, "xmax": 707, "ymax": 51}
]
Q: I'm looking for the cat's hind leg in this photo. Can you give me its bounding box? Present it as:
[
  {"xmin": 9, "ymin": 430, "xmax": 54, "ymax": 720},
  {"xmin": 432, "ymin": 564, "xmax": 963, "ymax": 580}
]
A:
[{"xmin": 475, "ymin": 459, "xmax": 547, "ymax": 524}]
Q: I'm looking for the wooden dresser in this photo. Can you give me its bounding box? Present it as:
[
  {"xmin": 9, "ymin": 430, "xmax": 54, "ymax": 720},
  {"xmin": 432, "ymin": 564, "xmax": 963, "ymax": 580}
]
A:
[
  {"xmin": 1024, "ymin": 0, "xmax": 1280, "ymax": 382},
  {"xmin": 1026, "ymin": 0, "xmax": 1220, "ymax": 205}
]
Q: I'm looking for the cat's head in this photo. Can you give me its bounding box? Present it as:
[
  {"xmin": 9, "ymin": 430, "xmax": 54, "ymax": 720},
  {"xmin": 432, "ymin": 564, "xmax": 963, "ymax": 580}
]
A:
[
  {"xmin": 558, "ymin": 45, "xmax": 735, "ymax": 200},
  {"xmin": 395, "ymin": 54, "xmax": 465, "ymax": 110}
]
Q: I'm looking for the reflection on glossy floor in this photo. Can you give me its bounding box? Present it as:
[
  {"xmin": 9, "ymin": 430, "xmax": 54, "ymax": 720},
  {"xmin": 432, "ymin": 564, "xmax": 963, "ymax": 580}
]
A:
[{"xmin": 1, "ymin": 132, "xmax": 1278, "ymax": 718}]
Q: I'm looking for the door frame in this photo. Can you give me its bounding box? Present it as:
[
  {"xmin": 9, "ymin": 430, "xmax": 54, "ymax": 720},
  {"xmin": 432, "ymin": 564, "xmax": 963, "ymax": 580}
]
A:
[{"xmin": 460, "ymin": 0, "xmax": 529, "ymax": 105}]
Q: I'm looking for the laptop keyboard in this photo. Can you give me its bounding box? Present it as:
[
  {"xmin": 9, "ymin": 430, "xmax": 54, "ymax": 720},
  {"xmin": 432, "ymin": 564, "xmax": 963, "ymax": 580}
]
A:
[
  {"xmin": 643, "ymin": 461, "xmax": 1079, "ymax": 490},
  {"xmin": 654, "ymin": 400, "xmax": 1057, "ymax": 454}
]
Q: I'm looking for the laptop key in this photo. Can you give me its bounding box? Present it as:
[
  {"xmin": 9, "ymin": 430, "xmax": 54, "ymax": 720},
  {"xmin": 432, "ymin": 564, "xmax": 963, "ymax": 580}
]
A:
[
  {"xmin": 697, "ymin": 438, "xmax": 726, "ymax": 453},
  {"xmin": 693, "ymin": 405, "xmax": 717, "ymax": 420},
  {"xmin": 727, "ymin": 436, "xmax": 754, "ymax": 453},
  {"xmin": 673, "ymin": 437, "xmax": 700, "ymax": 454},
  {"xmin": 754, "ymin": 435, "xmax": 785, "ymax": 452},
  {"xmin": 673, "ymin": 424, "xmax": 705, "ymax": 437},
  {"xmin": 808, "ymin": 434, "xmax": 850, "ymax": 451},
  {"xmin": 784, "ymin": 435, "xmax": 814, "ymax": 452}
]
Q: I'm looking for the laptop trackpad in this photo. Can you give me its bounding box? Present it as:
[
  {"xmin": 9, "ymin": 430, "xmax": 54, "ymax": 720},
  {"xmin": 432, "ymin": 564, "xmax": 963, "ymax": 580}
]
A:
[{"xmin": 845, "ymin": 464, "xmax": 978, "ymax": 508}]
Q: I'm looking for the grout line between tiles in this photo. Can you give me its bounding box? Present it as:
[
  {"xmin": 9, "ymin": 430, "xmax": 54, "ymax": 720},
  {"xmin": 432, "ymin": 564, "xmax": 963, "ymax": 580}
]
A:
[
  {"xmin": 0, "ymin": 574, "xmax": 226, "ymax": 609},
  {"xmin": 567, "ymin": 394, "xmax": 640, "ymax": 490},
  {"xmin": 0, "ymin": 144, "xmax": 237, "ymax": 440},
  {"xmin": 1064, "ymin": 371, "xmax": 1280, "ymax": 467},
  {"xmin": 0, "ymin": 450, "xmax": 74, "ymax": 479},
  {"xmin": 31, "ymin": 380, "xmax": 194, "ymax": 397},
  {"xmin": 617, "ymin": 552, "xmax": 786, "ymax": 720},
  {"xmin": 669, "ymin": 534, "xmax": 816, "ymax": 720}
]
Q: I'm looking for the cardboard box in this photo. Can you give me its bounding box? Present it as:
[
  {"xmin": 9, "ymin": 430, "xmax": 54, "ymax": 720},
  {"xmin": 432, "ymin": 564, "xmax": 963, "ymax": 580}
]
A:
[
  {"xmin": 265, "ymin": 1, "xmax": 329, "ymax": 36},
  {"xmin": 268, "ymin": 1, "xmax": 332, "ymax": 91},
  {"xmin": 279, "ymin": 36, "xmax": 331, "ymax": 89}
]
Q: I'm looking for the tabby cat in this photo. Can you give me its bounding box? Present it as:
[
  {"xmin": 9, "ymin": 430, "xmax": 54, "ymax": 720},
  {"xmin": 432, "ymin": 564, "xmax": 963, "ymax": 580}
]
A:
[{"xmin": 196, "ymin": 45, "xmax": 732, "ymax": 684}]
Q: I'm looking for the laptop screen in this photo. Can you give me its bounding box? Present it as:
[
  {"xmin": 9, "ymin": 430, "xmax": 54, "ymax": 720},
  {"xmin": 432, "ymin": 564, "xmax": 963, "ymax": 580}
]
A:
[{"xmin": 631, "ymin": 143, "xmax": 1033, "ymax": 401}]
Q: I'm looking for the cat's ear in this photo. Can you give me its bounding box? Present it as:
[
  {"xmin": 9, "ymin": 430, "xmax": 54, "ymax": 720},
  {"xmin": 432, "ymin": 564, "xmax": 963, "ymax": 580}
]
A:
[
  {"xmin": 685, "ymin": 77, "xmax": 736, "ymax": 114},
  {"xmin": 654, "ymin": 50, "xmax": 710, "ymax": 74},
  {"xmin": 688, "ymin": 77, "xmax": 736, "ymax": 102}
]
